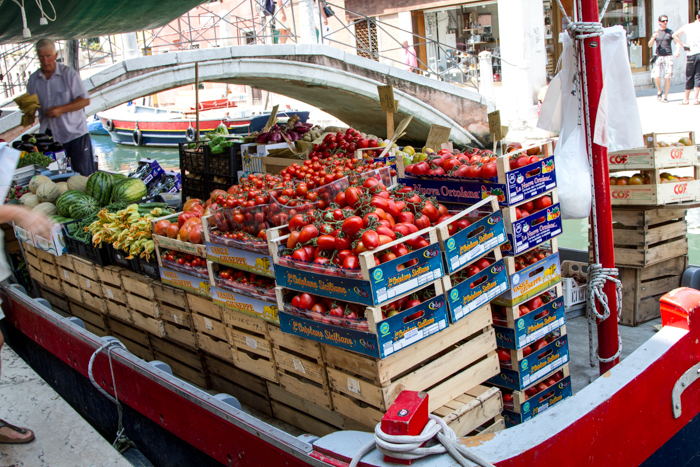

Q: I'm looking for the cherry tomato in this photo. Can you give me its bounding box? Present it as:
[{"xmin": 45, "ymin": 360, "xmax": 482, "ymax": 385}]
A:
[{"xmin": 362, "ymin": 230, "xmax": 379, "ymax": 250}]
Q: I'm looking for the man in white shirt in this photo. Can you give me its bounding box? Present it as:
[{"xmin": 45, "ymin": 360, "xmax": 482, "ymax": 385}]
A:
[
  {"xmin": 673, "ymin": 10, "xmax": 700, "ymax": 105},
  {"xmin": 26, "ymin": 39, "xmax": 95, "ymax": 175}
]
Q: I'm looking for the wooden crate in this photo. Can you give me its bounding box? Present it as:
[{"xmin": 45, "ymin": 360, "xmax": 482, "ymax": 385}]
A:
[
  {"xmin": 95, "ymin": 264, "xmax": 123, "ymax": 287},
  {"xmin": 599, "ymin": 206, "xmax": 690, "ymax": 268},
  {"xmin": 72, "ymin": 256, "xmax": 98, "ymax": 281},
  {"xmin": 324, "ymin": 304, "xmax": 499, "ymax": 427},
  {"xmin": 107, "ymin": 317, "xmax": 155, "ymax": 361},
  {"xmin": 150, "ymin": 335, "xmax": 208, "ymax": 389},
  {"xmin": 620, "ymin": 256, "xmax": 687, "ymax": 326},
  {"xmin": 39, "ymin": 258, "xmax": 59, "ymax": 279},
  {"xmin": 434, "ymin": 386, "xmax": 503, "ymax": 437},
  {"xmin": 34, "ymin": 248, "xmax": 55, "ymax": 264},
  {"xmin": 268, "ymin": 325, "xmax": 330, "ymax": 410},
  {"xmin": 469, "ymin": 415, "xmax": 505, "ymax": 436},
  {"xmin": 131, "ymin": 310, "xmax": 166, "ymax": 337},
  {"xmin": 39, "ymin": 285, "xmax": 70, "ymax": 315},
  {"xmin": 24, "ymin": 248, "xmax": 42, "ymax": 272},
  {"xmin": 607, "ymin": 131, "xmax": 697, "ymax": 170},
  {"xmin": 57, "ymin": 266, "xmax": 80, "ymax": 289},
  {"xmin": 120, "ymin": 270, "xmax": 159, "ymax": 318},
  {"xmin": 69, "ymin": 301, "xmax": 108, "ymax": 336},
  {"xmin": 62, "ymin": 281, "xmax": 83, "ymax": 304},
  {"xmin": 267, "ymin": 383, "xmax": 371, "ymax": 437},
  {"xmin": 205, "ymin": 355, "xmax": 273, "ymax": 416},
  {"xmin": 609, "ymin": 166, "xmax": 700, "ymax": 206},
  {"xmin": 189, "ymin": 292, "xmax": 232, "ymax": 361},
  {"xmin": 99, "ymin": 266, "xmax": 129, "ymax": 319},
  {"xmin": 224, "ymin": 309, "xmax": 277, "ymax": 383},
  {"xmin": 82, "ymin": 288, "xmax": 108, "ymax": 315},
  {"xmin": 54, "ymin": 253, "xmax": 74, "ymax": 272},
  {"xmin": 152, "ymin": 283, "xmax": 198, "ymax": 349},
  {"xmin": 197, "ymin": 332, "xmax": 234, "ymax": 363}
]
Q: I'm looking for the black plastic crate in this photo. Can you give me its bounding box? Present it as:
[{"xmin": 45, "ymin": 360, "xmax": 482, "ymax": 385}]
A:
[
  {"xmin": 181, "ymin": 176, "xmax": 208, "ymax": 202},
  {"xmin": 61, "ymin": 221, "xmax": 84, "ymax": 256},
  {"xmin": 140, "ymin": 255, "xmax": 160, "ymax": 279},
  {"xmin": 206, "ymin": 173, "xmax": 236, "ymax": 195},
  {"xmin": 179, "ymin": 142, "xmax": 206, "ymax": 173},
  {"xmin": 78, "ymin": 241, "xmax": 111, "ymax": 267},
  {"xmin": 108, "ymin": 245, "xmax": 140, "ymax": 272},
  {"xmin": 205, "ymin": 142, "xmax": 242, "ymax": 177}
]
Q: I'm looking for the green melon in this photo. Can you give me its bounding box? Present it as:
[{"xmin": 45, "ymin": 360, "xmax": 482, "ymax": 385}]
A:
[
  {"xmin": 111, "ymin": 178, "xmax": 147, "ymax": 204},
  {"xmin": 36, "ymin": 180, "xmax": 59, "ymax": 203},
  {"xmin": 33, "ymin": 202, "xmax": 57, "ymax": 216},
  {"xmin": 29, "ymin": 175, "xmax": 51, "ymax": 194},
  {"xmin": 56, "ymin": 190, "xmax": 88, "ymax": 218},
  {"xmin": 112, "ymin": 173, "xmax": 127, "ymax": 180},
  {"xmin": 19, "ymin": 193, "xmax": 40, "ymax": 207},
  {"xmin": 85, "ymin": 172, "xmax": 114, "ymax": 206},
  {"xmin": 49, "ymin": 215, "xmax": 73, "ymax": 224},
  {"xmin": 67, "ymin": 174, "xmax": 88, "ymax": 192},
  {"xmin": 68, "ymin": 196, "xmax": 100, "ymax": 219}
]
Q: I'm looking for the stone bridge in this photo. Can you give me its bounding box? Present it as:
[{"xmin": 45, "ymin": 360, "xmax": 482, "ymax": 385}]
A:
[{"xmin": 1, "ymin": 44, "xmax": 492, "ymax": 146}]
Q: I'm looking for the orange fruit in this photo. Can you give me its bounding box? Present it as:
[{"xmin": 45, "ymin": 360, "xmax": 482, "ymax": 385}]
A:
[
  {"xmin": 616, "ymin": 177, "xmax": 629, "ymax": 185},
  {"xmin": 628, "ymin": 175, "xmax": 644, "ymax": 185},
  {"xmin": 609, "ymin": 177, "xmax": 618, "ymax": 185}
]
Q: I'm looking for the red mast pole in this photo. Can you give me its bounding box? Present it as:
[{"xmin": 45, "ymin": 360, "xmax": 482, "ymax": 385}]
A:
[{"xmin": 578, "ymin": 0, "xmax": 620, "ymax": 373}]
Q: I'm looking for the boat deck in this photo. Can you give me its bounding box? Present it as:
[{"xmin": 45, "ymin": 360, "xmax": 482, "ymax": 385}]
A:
[
  {"xmin": 0, "ymin": 345, "xmax": 132, "ymax": 467},
  {"xmin": 567, "ymin": 314, "xmax": 661, "ymax": 393}
]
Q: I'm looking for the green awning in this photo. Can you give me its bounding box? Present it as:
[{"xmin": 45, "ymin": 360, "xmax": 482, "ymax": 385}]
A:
[{"xmin": 0, "ymin": 0, "xmax": 206, "ymax": 44}]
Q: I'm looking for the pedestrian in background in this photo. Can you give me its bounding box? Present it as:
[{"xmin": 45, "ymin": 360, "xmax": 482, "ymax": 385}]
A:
[
  {"xmin": 649, "ymin": 15, "xmax": 681, "ymax": 103},
  {"xmin": 26, "ymin": 39, "xmax": 95, "ymax": 176},
  {"xmin": 403, "ymin": 41, "xmax": 418, "ymax": 73},
  {"xmin": 673, "ymin": 10, "xmax": 700, "ymax": 105}
]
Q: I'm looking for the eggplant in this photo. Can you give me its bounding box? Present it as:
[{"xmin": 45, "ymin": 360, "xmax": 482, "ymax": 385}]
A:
[
  {"xmin": 18, "ymin": 142, "xmax": 36, "ymax": 152},
  {"xmin": 11, "ymin": 141, "xmax": 22, "ymax": 149}
]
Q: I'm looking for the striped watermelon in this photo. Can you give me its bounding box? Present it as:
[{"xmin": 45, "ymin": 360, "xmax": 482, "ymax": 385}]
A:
[
  {"xmin": 68, "ymin": 196, "xmax": 100, "ymax": 219},
  {"xmin": 111, "ymin": 178, "xmax": 147, "ymax": 204},
  {"xmin": 56, "ymin": 190, "xmax": 88, "ymax": 218},
  {"xmin": 85, "ymin": 172, "xmax": 114, "ymax": 206}
]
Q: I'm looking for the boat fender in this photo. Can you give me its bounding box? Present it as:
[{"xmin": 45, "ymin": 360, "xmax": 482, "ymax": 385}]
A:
[
  {"xmin": 149, "ymin": 360, "xmax": 173, "ymax": 376},
  {"xmin": 185, "ymin": 127, "xmax": 196, "ymax": 142},
  {"xmin": 104, "ymin": 118, "xmax": 115, "ymax": 132},
  {"xmin": 213, "ymin": 393, "xmax": 242, "ymax": 410},
  {"xmin": 32, "ymin": 297, "xmax": 52, "ymax": 310},
  {"xmin": 67, "ymin": 317, "xmax": 87, "ymax": 330},
  {"xmin": 132, "ymin": 129, "xmax": 144, "ymax": 146}
]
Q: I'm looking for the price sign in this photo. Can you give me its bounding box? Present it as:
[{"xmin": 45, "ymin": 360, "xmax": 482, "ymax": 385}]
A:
[
  {"xmin": 377, "ymin": 85, "xmax": 398, "ymax": 113},
  {"xmin": 263, "ymin": 104, "xmax": 279, "ymax": 133},
  {"xmin": 425, "ymin": 124, "xmax": 451, "ymax": 150},
  {"xmin": 488, "ymin": 110, "xmax": 503, "ymax": 142}
]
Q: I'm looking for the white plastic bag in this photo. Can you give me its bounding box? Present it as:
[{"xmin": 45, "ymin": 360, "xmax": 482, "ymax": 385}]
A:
[{"xmin": 0, "ymin": 143, "xmax": 20, "ymax": 203}]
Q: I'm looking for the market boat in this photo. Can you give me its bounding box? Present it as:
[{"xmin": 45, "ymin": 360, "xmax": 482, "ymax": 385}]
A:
[
  {"xmin": 2, "ymin": 283, "xmax": 700, "ymax": 467},
  {"xmin": 97, "ymin": 104, "xmax": 310, "ymax": 147}
]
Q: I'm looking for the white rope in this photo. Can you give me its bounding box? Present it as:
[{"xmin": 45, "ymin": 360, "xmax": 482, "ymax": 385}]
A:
[
  {"xmin": 35, "ymin": 0, "xmax": 57, "ymax": 22},
  {"xmin": 553, "ymin": 0, "xmax": 623, "ymax": 366},
  {"xmin": 349, "ymin": 415, "xmax": 495, "ymax": 467}
]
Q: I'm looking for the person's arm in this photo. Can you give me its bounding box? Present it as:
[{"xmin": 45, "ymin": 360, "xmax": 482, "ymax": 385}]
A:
[
  {"xmin": 672, "ymin": 27, "xmax": 686, "ymax": 47},
  {"xmin": 45, "ymin": 96, "xmax": 89, "ymax": 118},
  {"xmin": 648, "ymin": 31, "xmax": 658, "ymax": 48},
  {"xmin": 278, "ymin": 0, "xmax": 286, "ymax": 21},
  {"xmin": 0, "ymin": 205, "xmax": 52, "ymax": 238}
]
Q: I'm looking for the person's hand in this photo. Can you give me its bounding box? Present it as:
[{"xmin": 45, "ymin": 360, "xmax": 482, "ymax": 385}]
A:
[
  {"xmin": 675, "ymin": 49, "xmax": 681, "ymax": 57},
  {"xmin": 324, "ymin": 17, "xmax": 328, "ymax": 25},
  {"xmin": 45, "ymin": 107, "xmax": 63, "ymax": 118},
  {"xmin": 281, "ymin": 12, "xmax": 287, "ymax": 21},
  {"xmin": 18, "ymin": 210, "xmax": 53, "ymax": 239}
]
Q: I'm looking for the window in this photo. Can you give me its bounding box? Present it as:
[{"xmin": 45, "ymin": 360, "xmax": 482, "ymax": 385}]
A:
[{"xmin": 355, "ymin": 19, "xmax": 379, "ymax": 61}]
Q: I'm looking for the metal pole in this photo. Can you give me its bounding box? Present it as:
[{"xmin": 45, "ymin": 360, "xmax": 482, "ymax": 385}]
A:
[
  {"xmin": 578, "ymin": 0, "xmax": 619, "ymax": 373},
  {"xmin": 195, "ymin": 63, "xmax": 200, "ymax": 141}
]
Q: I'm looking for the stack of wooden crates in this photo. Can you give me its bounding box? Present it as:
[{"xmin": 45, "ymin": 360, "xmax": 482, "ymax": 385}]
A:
[{"xmin": 602, "ymin": 131, "xmax": 696, "ymax": 326}]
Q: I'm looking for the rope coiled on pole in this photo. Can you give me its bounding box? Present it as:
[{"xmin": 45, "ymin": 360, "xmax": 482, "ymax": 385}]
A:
[{"xmin": 349, "ymin": 415, "xmax": 495, "ymax": 467}]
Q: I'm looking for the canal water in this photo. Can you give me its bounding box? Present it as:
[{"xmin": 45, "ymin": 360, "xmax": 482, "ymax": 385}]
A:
[{"xmin": 91, "ymin": 134, "xmax": 700, "ymax": 265}]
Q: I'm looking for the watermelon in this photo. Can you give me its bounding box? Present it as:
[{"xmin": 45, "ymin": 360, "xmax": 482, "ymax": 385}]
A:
[
  {"xmin": 112, "ymin": 173, "xmax": 127, "ymax": 180},
  {"xmin": 29, "ymin": 175, "xmax": 51, "ymax": 194},
  {"xmin": 37, "ymin": 180, "xmax": 59, "ymax": 203},
  {"xmin": 33, "ymin": 202, "xmax": 57, "ymax": 216},
  {"xmin": 111, "ymin": 178, "xmax": 147, "ymax": 204},
  {"xmin": 50, "ymin": 215, "xmax": 73, "ymax": 224},
  {"xmin": 85, "ymin": 172, "xmax": 114, "ymax": 206},
  {"xmin": 67, "ymin": 174, "xmax": 88, "ymax": 192},
  {"xmin": 68, "ymin": 196, "xmax": 100, "ymax": 219},
  {"xmin": 56, "ymin": 190, "xmax": 88, "ymax": 218},
  {"xmin": 19, "ymin": 193, "xmax": 40, "ymax": 207}
]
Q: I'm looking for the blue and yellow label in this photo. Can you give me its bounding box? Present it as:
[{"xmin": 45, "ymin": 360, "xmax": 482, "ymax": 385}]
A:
[{"xmin": 441, "ymin": 211, "xmax": 507, "ymax": 275}]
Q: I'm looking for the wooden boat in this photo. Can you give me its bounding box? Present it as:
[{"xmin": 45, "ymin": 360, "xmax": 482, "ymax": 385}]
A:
[
  {"xmin": 96, "ymin": 104, "xmax": 310, "ymax": 147},
  {"xmin": 2, "ymin": 281, "xmax": 700, "ymax": 467}
]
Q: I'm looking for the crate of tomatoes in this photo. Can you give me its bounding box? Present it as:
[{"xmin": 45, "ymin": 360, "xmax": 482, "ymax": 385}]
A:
[
  {"xmin": 397, "ymin": 140, "xmax": 555, "ymax": 207},
  {"xmin": 495, "ymin": 239, "xmax": 561, "ymax": 307},
  {"xmin": 499, "ymin": 190, "xmax": 562, "ymax": 256},
  {"xmin": 151, "ymin": 199, "xmax": 207, "ymax": 257},
  {"xmin": 501, "ymin": 366, "xmax": 571, "ymax": 427}
]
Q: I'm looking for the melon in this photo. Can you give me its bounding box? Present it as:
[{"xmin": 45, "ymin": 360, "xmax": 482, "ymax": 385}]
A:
[
  {"xmin": 55, "ymin": 182, "xmax": 69, "ymax": 197},
  {"xmin": 56, "ymin": 190, "xmax": 88, "ymax": 218},
  {"xmin": 85, "ymin": 172, "xmax": 114, "ymax": 206},
  {"xmin": 111, "ymin": 178, "xmax": 147, "ymax": 204},
  {"xmin": 29, "ymin": 175, "xmax": 51, "ymax": 194},
  {"xmin": 19, "ymin": 193, "xmax": 40, "ymax": 207},
  {"xmin": 33, "ymin": 202, "xmax": 57, "ymax": 216},
  {"xmin": 67, "ymin": 174, "xmax": 88, "ymax": 192},
  {"xmin": 36, "ymin": 180, "xmax": 59, "ymax": 203}
]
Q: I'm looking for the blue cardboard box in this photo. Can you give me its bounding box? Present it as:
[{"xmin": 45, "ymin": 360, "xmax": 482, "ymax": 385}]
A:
[
  {"xmin": 440, "ymin": 211, "xmax": 507, "ymax": 275},
  {"xmin": 493, "ymin": 252, "xmax": 562, "ymax": 307},
  {"xmin": 501, "ymin": 204, "xmax": 563, "ymax": 256},
  {"xmin": 278, "ymin": 295, "xmax": 450, "ymax": 359},
  {"xmin": 274, "ymin": 243, "xmax": 444, "ymax": 306},
  {"xmin": 494, "ymin": 296, "xmax": 566, "ymax": 350},
  {"xmin": 444, "ymin": 259, "xmax": 509, "ymax": 323},
  {"xmin": 488, "ymin": 334, "xmax": 569, "ymax": 391},
  {"xmin": 398, "ymin": 155, "xmax": 557, "ymax": 207},
  {"xmin": 502, "ymin": 376, "xmax": 572, "ymax": 427}
]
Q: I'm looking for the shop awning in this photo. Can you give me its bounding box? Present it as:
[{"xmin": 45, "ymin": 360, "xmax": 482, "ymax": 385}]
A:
[{"xmin": 0, "ymin": 0, "xmax": 206, "ymax": 45}]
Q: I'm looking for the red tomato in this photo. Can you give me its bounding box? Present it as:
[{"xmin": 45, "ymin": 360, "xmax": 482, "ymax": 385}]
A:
[
  {"xmin": 298, "ymin": 225, "xmax": 319, "ymax": 244},
  {"xmin": 522, "ymin": 201, "xmax": 534, "ymax": 213},
  {"xmin": 519, "ymin": 305, "xmax": 531, "ymax": 316},
  {"xmin": 534, "ymin": 195, "xmax": 553, "ymax": 211},
  {"xmin": 292, "ymin": 248, "xmax": 309, "ymax": 262},
  {"xmin": 317, "ymin": 235, "xmax": 336, "ymax": 250},
  {"xmin": 342, "ymin": 216, "xmax": 363, "ymax": 236},
  {"xmin": 533, "ymin": 339, "xmax": 548, "ymax": 351},
  {"xmin": 476, "ymin": 258, "xmax": 491, "ymax": 270},
  {"xmin": 291, "ymin": 295, "xmax": 301, "ymax": 308},
  {"xmin": 536, "ymin": 382, "xmax": 549, "ymax": 392},
  {"xmin": 287, "ymin": 231, "xmax": 301, "ymax": 249},
  {"xmin": 527, "ymin": 297, "xmax": 543, "ymax": 310},
  {"xmin": 414, "ymin": 214, "xmax": 431, "ymax": 230},
  {"xmin": 298, "ymin": 293, "xmax": 317, "ymax": 310},
  {"xmin": 497, "ymin": 348, "xmax": 511, "ymax": 363},
  {"xmin": 335, "ymin": 235, "xmax": 351, "ymax": 251},
  {"xmin": 522, "ymin": 345, "xmax": 532, "ymax": 357},
  {"xmin": 343, "ymin": 255, "xmax": 359, "ymax": 269},
  {"xmin": 362, "ymin": 230, "xmax": 379, "ymax": 250},
  {"xmin": 481, "ymin": 162, "xmax": 498, "ymax": 179},
  {"xmin": 166, "ymin": 224, "xmax": 180, "ymax": 239},
  {"xmin": 376, "ymin": 226, "xmax": 396, "ymax": 240},
  {"xmin": 345, "ymin": 187, "xmax": 361, "ymax": 207},
  {"xmin": 466, "ymin": 265, "xmax": 481, "ymax": 277}
]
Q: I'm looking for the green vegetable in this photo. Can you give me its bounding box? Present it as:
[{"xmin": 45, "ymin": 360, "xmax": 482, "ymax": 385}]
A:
[{"xmin": 17, "ymin": 152, "xmax": 53, "ymax": 168}]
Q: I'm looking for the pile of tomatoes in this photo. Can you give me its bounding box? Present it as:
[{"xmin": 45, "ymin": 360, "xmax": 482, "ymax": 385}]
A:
[
  {"xmin": 153, "ymin": 199, "xmax": 205, "ymax": 244},
  {"xmin": 512, "ymin": 246, "xmax": 551, "ymax": 272},
  {"xmin": 513, "ymin": 194, "xmax": 553, "ymax": 221},
  {"xmin": 308, "ymin": 128, "xmax": 383, "ymax": 161},
  {"xmin": 287, "ymin": 292, "xmax": 369, "ymax": 330},
  {"xmin": 502, "ymin": 369, "xmax": 566, "ymax": 405},
  {"xmin": 279, "ymin": 175, "xmax": 460, "ymax": 275},
  {"xmin": 160, "ymin": 250, "xmax": 207, "ymax": 277},
  {"xmin": 279, "ymin": 154, "xmax": 394, "ymax": 189},
  {"xmin": 452, "ymin": 257, "xmax": 493, "ymax": 285},
  {"xmin": 215, "ymin": 268, "xmax": 276, "ymax": 298},
  {"xmin": 404, "ymin": 145, "xmax": 544, "ymax": 181}
]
